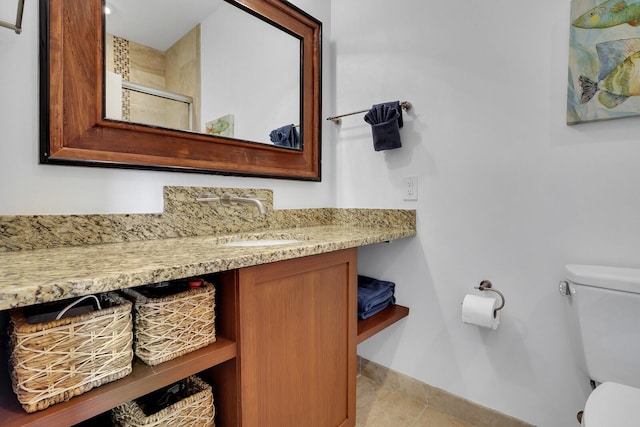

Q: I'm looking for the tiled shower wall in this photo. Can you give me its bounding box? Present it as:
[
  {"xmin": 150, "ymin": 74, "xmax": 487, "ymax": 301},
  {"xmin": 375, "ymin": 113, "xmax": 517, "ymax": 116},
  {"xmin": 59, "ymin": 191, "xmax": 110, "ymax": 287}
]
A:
[{"xmin": 104, "ymin": 29, "xmax": 200, "ymax": 130}]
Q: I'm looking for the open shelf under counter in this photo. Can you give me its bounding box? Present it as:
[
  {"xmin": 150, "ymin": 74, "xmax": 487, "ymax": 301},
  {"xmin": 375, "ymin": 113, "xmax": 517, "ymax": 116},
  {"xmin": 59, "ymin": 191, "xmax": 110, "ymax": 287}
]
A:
[
  {"xmin": 0, "ymin": 337, "xmax": 236, "ymax": 427},
  {"xmin": 357, "ymin": 304, "xmax": 409, "ymax": 344}
]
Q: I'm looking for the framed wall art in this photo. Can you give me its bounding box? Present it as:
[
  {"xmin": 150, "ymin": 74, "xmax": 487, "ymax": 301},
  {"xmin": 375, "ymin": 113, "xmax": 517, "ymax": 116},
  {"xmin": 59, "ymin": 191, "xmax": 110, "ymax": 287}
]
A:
[{"xmin": 567, "ymin": 0, "xmax": 640, "ymax": 124}]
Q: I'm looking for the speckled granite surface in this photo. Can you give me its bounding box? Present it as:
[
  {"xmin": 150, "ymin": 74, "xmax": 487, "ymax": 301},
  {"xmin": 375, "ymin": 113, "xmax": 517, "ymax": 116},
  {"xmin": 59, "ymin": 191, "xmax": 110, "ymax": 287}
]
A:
[{"xmin": 0, "ymin": 187, "xmax": 416, "ymax": 310}]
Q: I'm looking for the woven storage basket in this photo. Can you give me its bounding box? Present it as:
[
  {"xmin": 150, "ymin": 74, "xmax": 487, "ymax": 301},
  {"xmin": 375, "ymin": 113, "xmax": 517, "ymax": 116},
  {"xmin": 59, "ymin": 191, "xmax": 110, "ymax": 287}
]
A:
[
  {"xmin": 111, "ymin": 375, "xmax": 215, "ymax": 427},
  {"xmin": 8, "ymin": 292, "xmax": 134, "ymax": 413},
  {"xmin": 122, "ymin": 282, "xmax": 216, "ymax": 366}
]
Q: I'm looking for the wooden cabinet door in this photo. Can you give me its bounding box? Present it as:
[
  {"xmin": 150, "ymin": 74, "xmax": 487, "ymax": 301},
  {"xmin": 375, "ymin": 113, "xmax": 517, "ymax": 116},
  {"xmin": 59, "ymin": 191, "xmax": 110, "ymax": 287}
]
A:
[{"xmin": 237, "ymin": 249, "xmax": 357, "ymax": 427}]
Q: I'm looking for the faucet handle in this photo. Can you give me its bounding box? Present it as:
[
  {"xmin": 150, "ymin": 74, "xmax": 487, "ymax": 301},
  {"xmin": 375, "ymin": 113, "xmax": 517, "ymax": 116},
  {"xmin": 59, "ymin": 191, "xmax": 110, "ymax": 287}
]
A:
[{"xmin": 196, "ymin": 193, "xmax": 220, "ymax": 203}]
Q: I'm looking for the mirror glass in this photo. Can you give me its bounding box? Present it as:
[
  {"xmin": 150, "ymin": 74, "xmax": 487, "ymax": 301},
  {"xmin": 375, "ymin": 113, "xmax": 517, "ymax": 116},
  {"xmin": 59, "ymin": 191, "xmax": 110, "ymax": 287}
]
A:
[{"xmin": 104, "ymin": 0, "xmax": 302, "ymax": 149}]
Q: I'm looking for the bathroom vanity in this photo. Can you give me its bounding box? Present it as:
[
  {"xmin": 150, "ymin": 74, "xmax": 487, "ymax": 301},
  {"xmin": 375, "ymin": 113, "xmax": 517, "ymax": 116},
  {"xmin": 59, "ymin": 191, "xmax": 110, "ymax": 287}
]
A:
[{"xmin": 0, "ymin": 188, "xmax": 414, "ymax": 426}]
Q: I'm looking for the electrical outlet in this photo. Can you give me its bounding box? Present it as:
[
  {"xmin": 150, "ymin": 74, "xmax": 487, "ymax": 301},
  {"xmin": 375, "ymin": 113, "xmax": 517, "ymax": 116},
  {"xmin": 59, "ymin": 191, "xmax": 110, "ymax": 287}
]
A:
[{"xmin": 404, "ymin": 176, "xmax": 418, "ymax": 201}]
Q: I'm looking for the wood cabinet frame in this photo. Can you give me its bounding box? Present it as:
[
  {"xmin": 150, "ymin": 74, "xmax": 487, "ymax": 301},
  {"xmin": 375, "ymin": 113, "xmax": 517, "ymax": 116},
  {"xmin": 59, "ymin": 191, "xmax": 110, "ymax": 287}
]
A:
[{"xmin": 0, "ymin": 251, "xmax": 408, "ymax": 426}]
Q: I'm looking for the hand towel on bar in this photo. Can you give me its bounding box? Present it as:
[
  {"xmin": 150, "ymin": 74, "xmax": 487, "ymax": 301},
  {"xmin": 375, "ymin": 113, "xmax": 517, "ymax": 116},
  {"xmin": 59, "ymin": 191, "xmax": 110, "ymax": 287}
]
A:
[
  {"xmin": 363, "ymin": 101, "xmax": 402, "ymax": 151},
  {"xmin": 359, "ymin": 295, "xmax": 396, "ymax": 320},
  {"xmin": 384, "ymin": 101, "xmax": 404, "ymax": 128},
  {"xmin": 357, "ymin": 275, "xmax": 396, "ymax": 313},
  {"xmin": 269, "ymin": 124, "xmax": 300, "ymax": 149}
]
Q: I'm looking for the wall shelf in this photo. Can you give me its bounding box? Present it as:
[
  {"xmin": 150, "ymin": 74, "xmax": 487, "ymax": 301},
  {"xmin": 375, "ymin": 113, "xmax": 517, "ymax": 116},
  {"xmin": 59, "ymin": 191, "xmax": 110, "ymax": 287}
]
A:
[
  {"xmin": 357, "ymin": 304, "xmax": 409, "ymax": 344},
  {"xmin": 0, "ymin": 337, "xmax": 236, "ymax": 427}
]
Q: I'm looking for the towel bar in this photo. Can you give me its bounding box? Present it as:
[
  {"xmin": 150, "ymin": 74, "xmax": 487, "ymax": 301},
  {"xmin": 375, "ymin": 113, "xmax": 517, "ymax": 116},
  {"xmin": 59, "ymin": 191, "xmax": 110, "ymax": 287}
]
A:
[
  {"xmin": 327, "ymin": 101, "xmax": 412, "ymax": 125},
  {"xmin": 0, "ymin": 0, "xmax": 25, "ymax": 34}
]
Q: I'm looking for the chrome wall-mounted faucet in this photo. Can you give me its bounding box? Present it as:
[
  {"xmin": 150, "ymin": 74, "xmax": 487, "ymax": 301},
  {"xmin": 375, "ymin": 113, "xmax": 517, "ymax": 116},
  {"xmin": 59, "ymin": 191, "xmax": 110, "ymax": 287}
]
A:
[{"xmin": 197, "ymin": 192, "xmax": 267, "ymax": 215}]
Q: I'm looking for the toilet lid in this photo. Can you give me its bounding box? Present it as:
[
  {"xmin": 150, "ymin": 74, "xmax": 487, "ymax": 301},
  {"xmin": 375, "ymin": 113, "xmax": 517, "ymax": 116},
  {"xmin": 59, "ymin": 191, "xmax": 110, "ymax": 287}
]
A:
[{"xmin": 583, "ymin": 382, "xmax": 640, "ymax": 426}]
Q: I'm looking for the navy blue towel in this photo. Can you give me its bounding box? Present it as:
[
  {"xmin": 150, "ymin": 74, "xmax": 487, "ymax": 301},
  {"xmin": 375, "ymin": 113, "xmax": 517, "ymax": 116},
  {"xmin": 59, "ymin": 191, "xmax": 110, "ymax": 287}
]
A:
[
  {"xmin": 269, "ymin": 124, "xmax": 300, "ymax": 149},
  {"xmin": 357, "ymin": 275, "xmax": 396, "ymax": 313},
  {"xmin": 385, "ymin": 101, "xmax": 404, "ymax": 128},
  {"xmin": 359, "ymin": 295, "xmax": 396, "ymax": 320},
  {"xmin": 363, "ymin": 101, "xmax": 403, "ymax": 151}
]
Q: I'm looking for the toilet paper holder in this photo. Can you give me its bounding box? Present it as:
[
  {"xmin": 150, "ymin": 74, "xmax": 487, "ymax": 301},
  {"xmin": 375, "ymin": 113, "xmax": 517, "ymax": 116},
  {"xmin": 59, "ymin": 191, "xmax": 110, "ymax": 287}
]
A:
[{"xmin": 475, "ymin": 280, "xmax": 505, "ymax": 317}]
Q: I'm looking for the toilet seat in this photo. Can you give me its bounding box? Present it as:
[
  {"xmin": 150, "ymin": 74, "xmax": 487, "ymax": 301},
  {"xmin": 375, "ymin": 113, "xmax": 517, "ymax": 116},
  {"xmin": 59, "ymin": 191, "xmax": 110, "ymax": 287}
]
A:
[{"xmin": 582, "ymin": 382, "xmax": 640, "ymax": 426}]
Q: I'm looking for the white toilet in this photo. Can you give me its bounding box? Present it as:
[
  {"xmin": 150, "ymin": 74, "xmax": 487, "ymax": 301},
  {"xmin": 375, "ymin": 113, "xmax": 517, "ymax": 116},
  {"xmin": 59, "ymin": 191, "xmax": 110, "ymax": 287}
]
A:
[{"xmin": 563, "ymin": 264, "xmax": 640, "ymax": 426}]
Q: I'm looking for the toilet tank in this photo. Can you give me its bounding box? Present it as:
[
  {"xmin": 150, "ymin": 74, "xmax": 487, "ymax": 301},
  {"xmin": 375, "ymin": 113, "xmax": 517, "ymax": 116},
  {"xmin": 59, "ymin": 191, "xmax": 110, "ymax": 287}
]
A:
[{"xmin": 564, "ymin": 264, "xmax": 640, "ymax": 388}]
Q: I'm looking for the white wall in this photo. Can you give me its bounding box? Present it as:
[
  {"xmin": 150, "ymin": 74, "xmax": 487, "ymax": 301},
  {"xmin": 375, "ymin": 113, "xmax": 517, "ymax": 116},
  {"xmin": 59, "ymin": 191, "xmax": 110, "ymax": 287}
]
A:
[
  {"xmin": 201, "ymin": 4, "xmax": 299, "ymax": 142},
  {"xmin": 333, "ymin": 0, "xmax": 640, "ymax": 426},
  {"xmin": 0, "ymin": 0, "xmax": 333, "ymax": 215},
  {"xmin": 5, "ymin": 1, "xmax": 640, "ymax": 425}
]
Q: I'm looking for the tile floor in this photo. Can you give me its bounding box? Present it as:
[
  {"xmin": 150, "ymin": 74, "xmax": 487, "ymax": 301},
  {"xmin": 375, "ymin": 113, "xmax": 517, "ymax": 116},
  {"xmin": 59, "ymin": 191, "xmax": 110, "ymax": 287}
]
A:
[{"xmin": 357, "ymin": 375, "xmax": 474, "ymax": 427}]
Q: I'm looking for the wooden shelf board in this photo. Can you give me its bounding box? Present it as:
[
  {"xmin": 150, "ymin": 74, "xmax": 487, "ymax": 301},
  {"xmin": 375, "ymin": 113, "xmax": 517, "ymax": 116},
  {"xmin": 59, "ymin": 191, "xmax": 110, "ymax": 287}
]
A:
[
  {"xmin": 0, "ymin": 337, "xmax": 236, "ymax": 427},
  {"xmin": 357, "ymin": 304, "xmax": 409, "ymax": 344}
]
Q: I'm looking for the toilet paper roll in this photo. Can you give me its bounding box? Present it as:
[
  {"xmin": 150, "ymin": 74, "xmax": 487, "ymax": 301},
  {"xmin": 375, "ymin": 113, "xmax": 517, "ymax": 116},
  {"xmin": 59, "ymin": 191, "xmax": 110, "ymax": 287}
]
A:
[{"xmin": 462, "ymin": 294, "xmax": 500, "ymax": 329}]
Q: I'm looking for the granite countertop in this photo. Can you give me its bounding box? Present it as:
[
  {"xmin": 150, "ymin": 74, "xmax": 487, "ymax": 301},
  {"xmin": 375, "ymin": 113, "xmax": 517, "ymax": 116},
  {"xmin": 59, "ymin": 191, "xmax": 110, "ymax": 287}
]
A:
[
  {"xmin": 0, "ymin": 186, "xmax": 416, "ymax": 310},
  {"xmin": 0, "ymin": 224, "xmax": 415, "ymax": 310}
]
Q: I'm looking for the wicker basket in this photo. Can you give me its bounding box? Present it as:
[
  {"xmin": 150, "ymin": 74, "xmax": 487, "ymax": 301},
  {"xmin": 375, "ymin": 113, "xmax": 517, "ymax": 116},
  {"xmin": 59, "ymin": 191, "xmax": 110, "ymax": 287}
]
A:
[
  {"xmin": 8, "ymin": 292, "xmax": 134, "ymax": 413},
  {"xmin": 111, "ymin": 375, "xmax": 215, "ymax": 427},
  {"xmin": 122, "ymin": 282, "xmax": 216, "ymax": 366}
]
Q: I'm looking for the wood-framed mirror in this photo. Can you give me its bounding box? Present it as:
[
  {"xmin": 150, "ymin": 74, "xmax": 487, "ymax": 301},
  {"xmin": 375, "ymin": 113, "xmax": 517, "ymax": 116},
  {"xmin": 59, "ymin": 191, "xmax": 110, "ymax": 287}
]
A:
[{"xmin": 39, "ymin": 0, "xmax": 322, "ymax": 180}]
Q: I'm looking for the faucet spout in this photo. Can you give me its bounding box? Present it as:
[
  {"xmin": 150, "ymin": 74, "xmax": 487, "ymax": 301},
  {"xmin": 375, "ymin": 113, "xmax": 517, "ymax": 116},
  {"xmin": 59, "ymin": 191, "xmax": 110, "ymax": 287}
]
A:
[
  {"xmin": 236, "ymin": 193, "xmax": 267, "ymax": 215},
  {"xmin": 197, "ymin": 192, "xmax": 267, "ymax": 215},
  {"xmin": 222, "ymin": 193, "xmax": 267, "ymax": 215}
]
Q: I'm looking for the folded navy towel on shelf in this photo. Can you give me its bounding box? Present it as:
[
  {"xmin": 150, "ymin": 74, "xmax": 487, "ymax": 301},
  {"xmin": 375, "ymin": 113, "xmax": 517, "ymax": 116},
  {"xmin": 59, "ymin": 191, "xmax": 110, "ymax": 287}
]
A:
[
  {"xmin": 357, "ymin": 275, "xmax": 396, "ymax": 315},
  {"xmin": 269, "ymin": 124, "xmax": 300, "ymax": 149},
  {"xmin": 359, "ymin": 294, "xmax": 396, "ymax": 320},
  {"xmin": 363, "ymin": 101, "xmax": 403, "ymax": 151}
]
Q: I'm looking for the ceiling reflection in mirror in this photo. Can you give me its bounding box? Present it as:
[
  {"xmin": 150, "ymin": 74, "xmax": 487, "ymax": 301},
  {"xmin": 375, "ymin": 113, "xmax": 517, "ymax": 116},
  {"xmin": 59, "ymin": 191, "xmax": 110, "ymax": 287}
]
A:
[{"xmin": 104, "ymin": 0, "xmax": 302, "ymax": 149}]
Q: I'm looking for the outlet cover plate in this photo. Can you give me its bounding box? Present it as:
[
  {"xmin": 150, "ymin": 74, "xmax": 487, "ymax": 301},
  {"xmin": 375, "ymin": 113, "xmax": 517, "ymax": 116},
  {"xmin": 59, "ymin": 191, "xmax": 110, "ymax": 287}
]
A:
[{"xmin": 404, "ymin": 176, "xmax": 418, "ymax": 201}]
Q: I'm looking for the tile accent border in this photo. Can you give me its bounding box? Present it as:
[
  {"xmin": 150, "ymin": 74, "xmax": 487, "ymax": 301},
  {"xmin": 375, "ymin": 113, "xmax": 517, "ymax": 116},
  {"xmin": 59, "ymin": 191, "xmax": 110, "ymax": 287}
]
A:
[
  {"xmin": 112, "ymin": 35, "xmax": 131, "ymax": 121},
  {"xmin": 358, "ymin": 357, "xmax": 535, "ymax": 427}
]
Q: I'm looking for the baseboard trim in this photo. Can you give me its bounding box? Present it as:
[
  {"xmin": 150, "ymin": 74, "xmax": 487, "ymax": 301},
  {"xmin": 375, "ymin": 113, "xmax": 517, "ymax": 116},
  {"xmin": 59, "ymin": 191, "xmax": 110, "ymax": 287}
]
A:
[{"xmin": 357, "ymin": 356, "xmax": 535, "ymax": 427}]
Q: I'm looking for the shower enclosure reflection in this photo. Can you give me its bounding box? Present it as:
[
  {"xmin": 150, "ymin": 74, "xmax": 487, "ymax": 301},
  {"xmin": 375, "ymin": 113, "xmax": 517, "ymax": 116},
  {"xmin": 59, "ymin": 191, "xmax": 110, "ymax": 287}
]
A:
[{"xmin": 104, "ymin": 0, "xmax": 301, "ymax": 147}]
